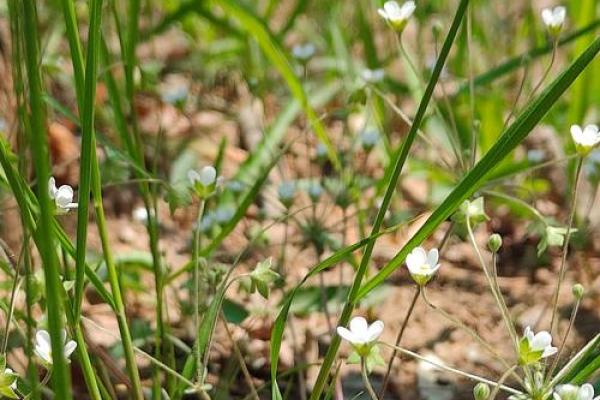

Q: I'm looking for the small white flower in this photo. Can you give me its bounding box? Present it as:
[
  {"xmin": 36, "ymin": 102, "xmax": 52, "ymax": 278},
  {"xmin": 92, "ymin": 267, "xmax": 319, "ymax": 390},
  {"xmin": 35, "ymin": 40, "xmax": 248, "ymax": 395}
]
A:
[
  {"xmin": 571, "ymin": 124, "xmax": 600, "ymax": 155},
  {"xmin": 541, "ymin": 6, "xmax": 566, "ymax": 35},
  {"xmin": 406, "ymin": 246, "xmax": 441, "ymax": 286},
  {"xmin": 519, "ymin": 326, "xmax": 557, "ymax": 364},
  {"xmin": 554, "ymin": 384, "xmax": 600, "ymax": 400},
  {"xmin": 337, "ymin": 317, "xmax": 384, "ymax": 349},
  {"xmin": 34, "ymin": 329, "xmax": 77, "ymax": 365},
  {"xmin": 361, "ymin": 68, "xmax": 385, "ymax": 84},
  {"xmin": 378, "ymin": 1, "xmax": 416, "ymax": 32},
  {"xmin": 188, "ymin": 166, "xmax": 217, "ymax": 187},
  {"xmin": 132, "ymin": 206, "xmax": 149, "ymax": 223},
  {"xmin": 292, "ymin": 43, "xmax": 316, "ymax": 62},
  {"xmin": 48, "ymin": 177, "xmax": 78, "ymax": 213}
]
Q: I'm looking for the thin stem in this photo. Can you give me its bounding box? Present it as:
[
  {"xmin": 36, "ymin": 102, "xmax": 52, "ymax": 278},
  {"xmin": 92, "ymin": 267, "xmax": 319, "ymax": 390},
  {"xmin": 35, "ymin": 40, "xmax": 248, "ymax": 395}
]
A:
[
  {"xmin": 379, "ymin": 342, "xmax": 523, "ymax": 396},
  {"xmin": 528, "ymin": 39, "xmax": 558, "ymax": 101},
  {"xmin": 550, "ymin": 156, "xmax": 584, "ymax": 334},
  {"xmin": 548, "ymin": 296, "xmax": 581, "ymax": 378},
  {"xmin": 192, "ymin": 199, "xmax": 206, "ymax": 383},
  {"xmin": 489, "ymin": 365, "xmax": 518, "ymax": 400},
  {"xmin": 360, "ymin": 357, "xmax": 380, "ymax": 400},
  {"xmin": 91, "ymin": 159, "xmax": 144, "ymax": 399},
  {"xmin": 466, "ymin": 217, "xmax": 519, "ymax": 349},
  {"xmin": 379, "ymin": 286, "xmax": 420, "ymax": 397},
  {"xmin": 221, "ymin": 315, "xmax": 260, "ymax": 400}
]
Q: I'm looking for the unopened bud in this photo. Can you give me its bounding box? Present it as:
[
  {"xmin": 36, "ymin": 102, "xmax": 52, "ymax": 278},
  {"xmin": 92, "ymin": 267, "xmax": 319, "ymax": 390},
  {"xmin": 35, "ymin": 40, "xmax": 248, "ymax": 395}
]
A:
[
  {"xmin": 473, "ymin": 383, "xmax": 490, "ymax": 400},
  {"xmin": 572, "ymin": 283, "xmax": 585, "ymax": 300},
  {"xmin": 487, "ymin": 233, "xmax": 503, "ymax": 252}
]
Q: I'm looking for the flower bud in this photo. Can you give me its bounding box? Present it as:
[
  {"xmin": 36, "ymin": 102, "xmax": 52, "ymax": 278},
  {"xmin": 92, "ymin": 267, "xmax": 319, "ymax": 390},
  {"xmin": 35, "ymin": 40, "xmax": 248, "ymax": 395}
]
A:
[
  {"xmin": 473, "ymin": 383, "xmax": 490, "ymax": 400},
  {"xmin": 572, "ymin": 283, "xmax": 585, "ymax": 300},
  {"xmin": 487, "ymin": 234, "xmax": 503, "ymax": 252}
]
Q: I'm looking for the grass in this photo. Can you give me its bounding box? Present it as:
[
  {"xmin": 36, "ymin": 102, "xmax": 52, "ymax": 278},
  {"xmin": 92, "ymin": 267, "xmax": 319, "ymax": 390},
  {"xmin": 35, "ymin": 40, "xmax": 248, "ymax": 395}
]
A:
[{"xmin": 1, "ymin": 0, "xmax": 600, "ymax": 399}]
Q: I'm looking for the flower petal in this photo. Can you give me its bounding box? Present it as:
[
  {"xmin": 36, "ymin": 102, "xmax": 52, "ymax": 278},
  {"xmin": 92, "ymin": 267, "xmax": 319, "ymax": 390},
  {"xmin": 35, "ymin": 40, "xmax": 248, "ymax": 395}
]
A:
[
  {"xmin": 531, "ymin": 330, "xmax": 552, "ymax": 351},
  {"xmin": 349, "ymin": 316, "xmax": 368, "ymax": 337},
  {"xmin": 336, "ymin": 327, "xmax": 358, "ymax": 344},
  {"xmin": 366, "ymin": 320, "xmax": 384, "ymax": 342},
  {"xmin": 64, "ymin": 340, "xmax": 77, "ymax": 359},
  {"xmin": 426, "ymin": 248, "xmax": 439, "ymax": 267}
]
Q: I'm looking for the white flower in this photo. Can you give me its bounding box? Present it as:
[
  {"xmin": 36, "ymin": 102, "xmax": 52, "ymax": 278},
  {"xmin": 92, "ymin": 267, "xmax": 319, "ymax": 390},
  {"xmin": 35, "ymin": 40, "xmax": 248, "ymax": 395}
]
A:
[
  {"xmin": 378, "ymin": 1, "xmax": 416, "ymax": 32},
  {"xmin": 188, "ymin": 166, "xmax": 217, "ymax": 187},
  {"xmin": 361, "ymin": 68, "xmax": 385, "ymax": 84},
  {"xmin": 337, "ymin": 317, "xmax": 384, "ymax": 351},
  {"xmin": 519, "ymin": 326, "xmax": 557, "ymax": 364},
  {"xmin": 541, "ymin": 6, "xmax": 566, "ymax": 35},
  {"xmin": 48, "ymin": 177, "xmax": 78, "ymax": 213},
  {"xmin": 34, "ymin": 329, "xmax": 77, "ymax": 365},
  {"xmin": 554, "ymin": 384, "xmax": 600, "ymax": 400},
  {"xmin": 571, "ymin": 124, "xmax": 600, "ymax": 155},
  {"xmin": 132, "ymin": 206, "xmax": 149, "ymax": 223},
  {"xmin": 292, "ymin": 43, "xmax": 316, "ymax": 62},
  {"xmin": 405, "ymin": 246, "xmax": 441, "ymax": 286}
]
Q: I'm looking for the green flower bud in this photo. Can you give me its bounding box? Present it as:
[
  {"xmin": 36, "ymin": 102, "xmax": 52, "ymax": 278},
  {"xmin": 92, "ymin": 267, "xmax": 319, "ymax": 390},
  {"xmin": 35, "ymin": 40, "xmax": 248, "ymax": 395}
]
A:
[
  {"xmin": 572, "ymin": 283, "xmax": 585, "ymax": 300},
  {"xmin": 473, "ymin": 383, "xmax": 490, "ymax": 400},
  {"xmin": 487, "ymin": 234, "xmax": 503, "ymax": 252}
]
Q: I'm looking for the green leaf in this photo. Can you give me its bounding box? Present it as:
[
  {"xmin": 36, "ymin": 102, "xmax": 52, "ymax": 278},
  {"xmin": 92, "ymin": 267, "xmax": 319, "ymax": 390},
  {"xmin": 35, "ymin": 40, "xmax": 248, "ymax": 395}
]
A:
[{"xmin": 358, "ymin": 35, "xmax": 600, "ymax": 299}]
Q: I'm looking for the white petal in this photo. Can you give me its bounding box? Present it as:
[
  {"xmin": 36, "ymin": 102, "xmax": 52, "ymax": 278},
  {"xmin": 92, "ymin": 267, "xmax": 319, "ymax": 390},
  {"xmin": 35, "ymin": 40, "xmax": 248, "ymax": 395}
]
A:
[
  {"xmin": 571, "ymin": 125, "xmax": 583, "ymax": 144},
  {"xmin": 199, "ymin": 166, "xmax": 217, "ymax": 186},
  {"xmin": 406, "ymin": 247, "xmax": 427, "ymax": 272},
  {"xmin": 554, "ymin": 7, "xmax": 566, "ymax": 23},
  {"xmin": 531, "ymin": 330, "xmax": 552, "ymax": 351},
  {"xmin": 48, "ymin": 177, "xmax": 58, "ymax": 199},
  {"xmin": 187, "ymin": 170, "xmax": 200, "ymax": 184},
  {"xmin": 541, "ymin": 8, "xmax": 553, "ymax": 25},
  {"xmin": 384, "ymin": 1, "xmax": 401, "ymax": 16},
  {"xmin": 377, "ymin": 8, "xmax": 389, "ymax": 19},
  {"xmin": 349, "ymin": 316, "xmax": 368, "ymax": 337},
  {"xmin": 64, "ymin": 340, "xmax": 77, "ymax": 359},
  {"xmin": 55, "ymin": 186, "xmax": 74, "ymax": 208},
  {"xmin": 400, "ymin": 1, "xmax": 416, "ymax": 19},
  {"xmin": 36, "ymin": 330, "xmax": 51, "ymax": 353},
  {"xmin": 337, "ymin": 327, "xmax": 359, "ymax": 344},
  {"xmin": 542, "ymin": 346, "xmax": 558, "ymax": 358},
  {"xmin": 366, "ymin": 320, "xmax": 384, "ymax": 342},
  {"xmin": 578, "ymin": 384, "xmax": 594, "ymax": 400},
  {"xmin": 426, "ymin": 248, "xmax": 439, "ymax": 267}
]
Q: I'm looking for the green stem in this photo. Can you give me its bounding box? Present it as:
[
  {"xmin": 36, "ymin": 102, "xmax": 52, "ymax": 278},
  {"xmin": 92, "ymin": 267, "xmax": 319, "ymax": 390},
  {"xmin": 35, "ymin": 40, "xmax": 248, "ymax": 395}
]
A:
[
  {"xmin": 91, "ymin": 159, "xmax": 145, "ymax": 399},
  {"xmin": 379, "ymin": 286, "xmax": 420, "ymax": 397},
  {"xmin": 192, "ymin": 199, "xmax": 206, "ymax": 382},
  {"xmin": 466, "ymin": 217, "xmax": 519, "ymax": 350},
  {"xmin": 360, "ymin": 357, "xmax": 380, "ymax": 400},
  {"xmin": 550, "ymin": 156, "xmax": 584, "ymax": 334},
  {"xmin": 307, "ymin": 3, "xmax": 470, "ymax": 398},
  {"xmin": 21, "ymin": 0, "xmax": 72, "ymax": 397}
]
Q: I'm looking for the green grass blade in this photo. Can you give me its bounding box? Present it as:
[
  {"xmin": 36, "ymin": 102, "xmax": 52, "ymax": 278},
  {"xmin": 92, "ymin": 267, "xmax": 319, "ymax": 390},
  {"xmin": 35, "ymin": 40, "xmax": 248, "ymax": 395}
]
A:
[
  {"xmin": 214, "ymin": 0, "xmax": 341, "ymax": 171},
  {"xmin": 307, "ymin": 2, "xmax": 470, "ymax": 398},
  {"xmin": 21, "ymin": 0, "xmax": 72, "ymax": 397},
  {"xmin": 358, "ymin": 35, "xmax": 600, "ymax": 299}
]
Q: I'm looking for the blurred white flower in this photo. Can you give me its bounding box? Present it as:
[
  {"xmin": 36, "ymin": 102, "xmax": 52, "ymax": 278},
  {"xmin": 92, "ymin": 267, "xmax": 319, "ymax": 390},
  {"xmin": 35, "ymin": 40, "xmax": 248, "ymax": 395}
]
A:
[
  {"xmin": 406, "ymin": 246, "xmax": 441, "ymax": 286},
  {"xmin": 541, "ymin": 6, "xmax": 566, "ymax": 36},
  {"xmin": 361, "ymin": 68, "xmax": 385, "ymax": 84},
  {"xmin": 378, "ymin": 1, "xmax": 416, "ymax": 32},
  {"xmin": 292, "ymin": 43, "xmax": 316, "ymax": 62},
  {"xmin": 48, "ymin": 177, "xmax": 78, "ymax": 213},
  {"xmin": 337, "ymin": 316, "xmax": 384, "ymax": 348},
  {"xmin": 34, "ymin": 329, "xmax": 77, "ymax": 365},
  {"xmin": 554, "ymin": 384, "xmax": 600, "ymax": 400},
  {"xmin": 278, "ymin": 181, "xmax": 296, "ymax": 207},
  {"xmin": 571, "ymin": 124, "xmax": 600, "ymax": 155},
  {"xmin": 188, "ymin": 166, "xmax": 217, "ymax": 187},
  {"xmin": 519, "ymin": 326, "xmax": 557, "ymax": 364},
  {"xmin": 308, "ymin": 182, "xmax": 323, "ymax": 202},
  {"xmin": 132, "ymin": 206, "xmax": 149, "ymax": 223}
]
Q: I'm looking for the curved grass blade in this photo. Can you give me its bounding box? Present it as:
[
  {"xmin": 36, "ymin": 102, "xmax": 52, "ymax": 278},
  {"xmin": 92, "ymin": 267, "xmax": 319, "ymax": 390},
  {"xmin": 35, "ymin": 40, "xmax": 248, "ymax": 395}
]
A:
[
  {"xmin": 358, "ymin": 35, "xmax": 600, "ymax": 299},
  {"xmin": 214, "ymin": 0, "xmax": 341, "ymax": 171}
]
